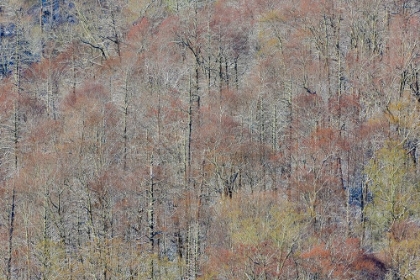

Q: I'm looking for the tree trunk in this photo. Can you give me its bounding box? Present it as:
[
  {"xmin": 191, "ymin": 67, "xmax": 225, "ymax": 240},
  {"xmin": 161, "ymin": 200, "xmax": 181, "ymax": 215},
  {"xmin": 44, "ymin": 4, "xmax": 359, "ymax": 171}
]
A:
[{"xmin": 6, "ymin": 188, "xmax": 16, "ymax": 280}]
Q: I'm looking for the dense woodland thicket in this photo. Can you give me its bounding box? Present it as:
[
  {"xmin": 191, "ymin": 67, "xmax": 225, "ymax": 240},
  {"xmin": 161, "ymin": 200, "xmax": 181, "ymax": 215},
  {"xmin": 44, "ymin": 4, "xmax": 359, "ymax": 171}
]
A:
[{"xmin": 0, "ymin": 0, "xmax": 420, "ymax": 279}]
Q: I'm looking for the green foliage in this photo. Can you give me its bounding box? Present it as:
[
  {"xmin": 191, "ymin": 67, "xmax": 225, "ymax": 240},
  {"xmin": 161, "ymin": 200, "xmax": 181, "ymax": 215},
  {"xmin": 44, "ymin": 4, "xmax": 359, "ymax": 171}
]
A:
[
  {"xmin": 365, "ymin": 140, "xmax": 420, "ymax": 277},
  {"xmin": 365, "ymin": 141, "xmax": 417, "ymax": 236},
  {"xmin": 202, "ymin": 193, "xmax": 304, "ymax": 279}
]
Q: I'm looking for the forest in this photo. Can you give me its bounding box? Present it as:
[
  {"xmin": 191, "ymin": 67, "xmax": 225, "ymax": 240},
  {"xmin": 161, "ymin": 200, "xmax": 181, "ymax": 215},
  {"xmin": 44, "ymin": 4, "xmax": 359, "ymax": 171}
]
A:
[{"xmin": 0, "ymin": 0, "xmax": 419, "ymax": 279}]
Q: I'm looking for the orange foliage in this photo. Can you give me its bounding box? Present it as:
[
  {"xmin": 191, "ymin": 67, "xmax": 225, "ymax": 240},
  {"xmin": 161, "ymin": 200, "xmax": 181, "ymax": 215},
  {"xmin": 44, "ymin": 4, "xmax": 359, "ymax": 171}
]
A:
[{"xmin": 302, "ymin": 238, "xmax": 387, "ymax": 279}]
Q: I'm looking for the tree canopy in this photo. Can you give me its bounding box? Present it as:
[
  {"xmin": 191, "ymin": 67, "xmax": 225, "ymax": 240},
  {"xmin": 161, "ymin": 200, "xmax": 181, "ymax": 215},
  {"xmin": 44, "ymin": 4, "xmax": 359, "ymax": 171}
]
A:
[{"xmin": 0, "ymin": 0, "xmax": 420, "ymax": 279}]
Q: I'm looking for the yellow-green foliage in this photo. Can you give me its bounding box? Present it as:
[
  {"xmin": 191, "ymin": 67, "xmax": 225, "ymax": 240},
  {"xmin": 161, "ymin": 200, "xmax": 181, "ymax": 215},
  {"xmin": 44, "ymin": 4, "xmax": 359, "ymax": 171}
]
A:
[
  {"xmin": 366, "ymin": 142, "xmax": 411, "ymax": 221},
  {"xmin": 365, "ymin": 141, "xmax": 419, "ymax": 246},
  {"xmin": 222, "ymin": 193, "xmax": 304, "ymax": 250}
]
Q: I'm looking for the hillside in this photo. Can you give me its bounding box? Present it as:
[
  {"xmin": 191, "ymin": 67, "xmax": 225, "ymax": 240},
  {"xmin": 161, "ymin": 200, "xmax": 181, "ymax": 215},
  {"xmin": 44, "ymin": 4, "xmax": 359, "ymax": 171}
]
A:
[{"xmin": 0, "ymin": 0, "xmax": 420, "ymax": 279}]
